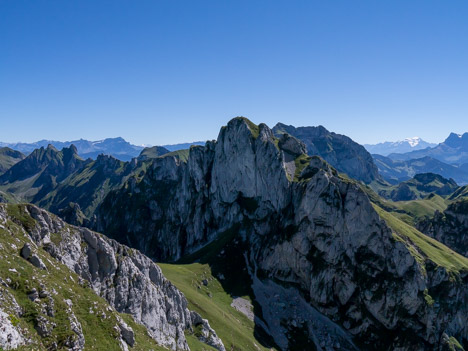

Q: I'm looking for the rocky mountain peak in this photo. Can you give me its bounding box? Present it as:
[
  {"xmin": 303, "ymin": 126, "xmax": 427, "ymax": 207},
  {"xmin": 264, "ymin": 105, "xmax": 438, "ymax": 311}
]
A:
[
  {"xmin": 413, "ymin": 172, "xmax": 457, "ymax": 186},
  {"xmin": 272, "ymin": 122, "xmax": 381, "ymax": 183},
  {"xmin": 96, "ymin": 153, "xmax": 120, "ymax": 164},
  {"xmin": 444, "ymin": 132, "xmax": 468, "ymax": 148},
  {"xmin": 46, "ymin": 144, "xmax": 58, "ymax": 152},
  {"xmin": 66, "ymin": 144, "xmax": 79, "ymax": 155},
  {"xmin": 97, "ymin": 116, "xmax": 468, "ymax": 349},
  {"xmin": 278, "ymin": 133, "xmax": 306, "ymax": 156},
  {"xmin": 138, "ymin": 145, "xmax": 170, "ymax": 161},
  {"xmin": 222, "ymin": 116, "xmax": 261, "ymax": 138}
]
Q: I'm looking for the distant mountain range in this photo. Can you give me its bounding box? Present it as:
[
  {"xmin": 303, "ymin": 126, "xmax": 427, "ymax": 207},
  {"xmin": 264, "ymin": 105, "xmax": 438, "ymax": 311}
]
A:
[
  {"xmin": 3, "ymin": 130, "xmax": 468, "ymax": 187},
  {"xmin": 0, "ymin": 138, "xmax": 208, "ymax": 162},
  {"xmin": 0, "ymin": 137, "xmax": 144, "ymax": 161},
  {"xmin": 373, "ymin": 154, "xmax": 468, "ymax": 185},
  {"xmin": 387, "ymin": 132, "xmax": 468, "ymax": 166},
  {"xmin": 0, "ymin": 144, "xmax": 138, "ymax": 224},
  {"xmin": 364, "ymin": 137, "xmax": 436, "ymax": 156},
  {"xmin": 377, "ymin": 172, "xmax": 460, "ymax": 201},
  {"xmin": 364, "ymin": 132, "xmax": 468, "ymax": 185},
  {"xmin": 161, "ymin": 141, "xmax": 206, "ymax": 151}
]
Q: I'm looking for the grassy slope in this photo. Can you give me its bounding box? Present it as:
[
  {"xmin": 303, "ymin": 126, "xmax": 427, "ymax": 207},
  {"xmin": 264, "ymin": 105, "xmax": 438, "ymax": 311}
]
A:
[
  {"xmin": 362, "ymin": 183, "xmax": 451, "ymax": 226},
  {"xmin": 450, "ymin": 185, "xmax": 468, "ymax": 200},
  {"xmin": 185, "ymin": 333, "xmax": 218, "ymax": 351},
  {"xmin": 0, "ymin": 204, "xmax": 167, "ymax": 351},
  {"xmin": 373, "ymin": 204, "xmax": 468, "ymax": 274},
  {"xmin": 138, "ymin": 146, "xmax": 170, "ymax": 160},
  {"xmin": 159, "ymin": 227, "xmax": 277, "ymax": 351},
  {"xmin": 38, "ymin": 160, "xmax": 125, "ymax": 217},
  {"xmin": 0, "ymin": 148, "xmax": 25, "ymax": 174},
  {"xmin": 160, "ymin": 263, "xmax": 264, "ymax": 351},
  {"xmin": 0, "ymin": 173, "xmax": 43, "ymax": 203},
  {"xmin": 163, "ymin": 149, "xmax": 190, "ymax": 163},
  {"xmin": 371, "ymin": 174, "xmax": 457, "ymax": 200},
  {"xmin": 393, "ymin": 194, "xmax": 448, "ymax": 219}
]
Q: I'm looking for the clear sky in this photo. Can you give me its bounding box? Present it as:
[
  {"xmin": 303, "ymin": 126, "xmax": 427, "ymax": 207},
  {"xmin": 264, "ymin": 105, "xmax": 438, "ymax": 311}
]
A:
[{"xmin": 1, "ymin": 1, "xmax": 467, "ymax": 145}]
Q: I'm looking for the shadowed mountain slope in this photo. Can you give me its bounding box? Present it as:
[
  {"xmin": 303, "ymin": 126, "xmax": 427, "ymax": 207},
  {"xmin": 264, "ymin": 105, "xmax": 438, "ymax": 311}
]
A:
[
  {"xmin": 272, "ymin": 122, "xmax": 381, "ymax": 183},
  {"xmin": 0, "ymin": 147, "xmax": 25, "ymax": 175}
]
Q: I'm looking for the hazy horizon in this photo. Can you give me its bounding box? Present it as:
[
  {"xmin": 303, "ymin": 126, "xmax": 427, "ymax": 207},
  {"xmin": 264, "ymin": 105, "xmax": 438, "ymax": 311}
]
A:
[{"xmin": 0, "ymin": 117, "xmax": 459, "ymax": 147}]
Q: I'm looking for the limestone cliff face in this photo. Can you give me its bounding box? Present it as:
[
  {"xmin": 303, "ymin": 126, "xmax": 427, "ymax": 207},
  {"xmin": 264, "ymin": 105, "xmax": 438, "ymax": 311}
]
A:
[
  {"xmin": 418, "ymin": 200, "xmax": 468, "ymax": 257},
  {"xmin": 96, "ymin": 118, "xmax": 294, "ymax": 260},
  {"xmin": 96, "ymin": 118, "xmax": 468, "ymax": 350},
  {"xmin": 0, "ymin": 204, "xmax": 224, "ymax": 351}
]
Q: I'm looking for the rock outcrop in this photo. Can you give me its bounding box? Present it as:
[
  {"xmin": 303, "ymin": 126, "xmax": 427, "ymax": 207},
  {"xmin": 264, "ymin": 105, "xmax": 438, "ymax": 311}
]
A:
[
  {"xmin": 418, "ymin": 199, "xmax": 468, "ymax": 257},
  {"xmin": 272, "ymin": 122, "xmax": 381, "ymax": 183},
  {"xmin": 96, "ymin": 117, "xmax": 468, "ymax": 350},
  {"xmin": 0, "ymin": 309, "xmax": 25, "ymax": 350},
  {"xmin": 0, "ymin": 203, "xmax": 224, "ymax": 351}
]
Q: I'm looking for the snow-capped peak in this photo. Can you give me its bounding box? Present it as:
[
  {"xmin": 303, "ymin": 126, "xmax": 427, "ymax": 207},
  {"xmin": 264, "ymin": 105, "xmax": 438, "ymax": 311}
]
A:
[
  {"xmin": 364, "ymin": 137, "xmax": 437, "ymax": 156},
  {"xmin": 403, "ymin": 137, "xmax": 422, "ymax": 147}
]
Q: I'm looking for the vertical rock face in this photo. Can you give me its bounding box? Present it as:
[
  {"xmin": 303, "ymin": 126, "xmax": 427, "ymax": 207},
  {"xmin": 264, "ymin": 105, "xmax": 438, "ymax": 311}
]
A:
[
  {"xmin": 418, "ymin": 200, "xmax": 468, "ymax": 257},
  {"xmin": 1, "ymin": 204, "xmax": 224, "ymax": 351},
  {"xmin": 96, "ymin": 117, "xmax": 468, "ymax": 350},
  {"xmin": 96, "ymin": 118, "xmax": 293, "ymax": 260}
]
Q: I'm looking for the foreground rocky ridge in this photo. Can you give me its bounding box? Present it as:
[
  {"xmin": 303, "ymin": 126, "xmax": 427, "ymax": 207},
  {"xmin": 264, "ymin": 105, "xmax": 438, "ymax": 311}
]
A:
[
  {"xmin": 0, "ymin": 203, "xmax": 224, "ymax": 351},
  {"xmin": 97, "ymin": 118, "xmax": 468, "ymax": 350}
]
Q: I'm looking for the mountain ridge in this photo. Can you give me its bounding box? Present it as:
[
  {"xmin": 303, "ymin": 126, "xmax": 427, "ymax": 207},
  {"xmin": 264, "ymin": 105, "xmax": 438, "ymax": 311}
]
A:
[
  {"xmin": 373, "ymin": 154, "xmax": 468, "ymax": 185},
  {"xmin": 364, "ymin": 137, "xmax": 436, "ymax": 156},
  {"xmin": 272, "ymin": 122, "xmax": 381, "ymax": 183},
  {"xmin": 0, "ymin": 147, "xmax": 25, "ymax": 175},
  {"xmin": 0, "ymin": 203, "xmax": 225, "ymax": 350},
  {"xmin": 1, "ymin": 117, "xmax": 468, "ymax": 350},
  {"xmin": 0, "ymin": 137, "xmax": 145, "ymax": 161},
  {"xmin": 388, "ymin": 131, "xmax": 468, "ymax": 165}
]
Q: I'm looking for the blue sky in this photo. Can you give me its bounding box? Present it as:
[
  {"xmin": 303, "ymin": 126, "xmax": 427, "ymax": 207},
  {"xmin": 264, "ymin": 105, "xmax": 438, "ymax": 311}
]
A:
[{"xmin": 1, "ymin": 1, "xmax": 467, "ymax": 145}]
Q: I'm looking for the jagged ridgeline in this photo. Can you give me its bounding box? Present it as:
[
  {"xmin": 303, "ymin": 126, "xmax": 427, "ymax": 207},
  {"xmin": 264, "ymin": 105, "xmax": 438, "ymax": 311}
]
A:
[
  {"xmin": 96, "ymin": 118, "xmax": 468, "ymax": 350},
  {"xmin": 0, "ymin": 203, "xmax": 225, "ymax": 351},
  {"xmin": 1, "ymin": 117, "xmax": 468, "ymax": 350}
]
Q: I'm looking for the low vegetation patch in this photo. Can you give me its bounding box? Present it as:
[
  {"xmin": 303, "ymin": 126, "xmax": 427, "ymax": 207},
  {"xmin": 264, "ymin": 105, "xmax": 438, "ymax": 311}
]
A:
[
  {"xmin": 160, "ymin": 226, "xmax": 277, "ymax": 351},
  {"xmin": 163, "ymin": 149, "xmax": 190, "ymax": 162},
  {"xmin": 293, "ymin": 154, "xmax": 312, "ymax": 182}
]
